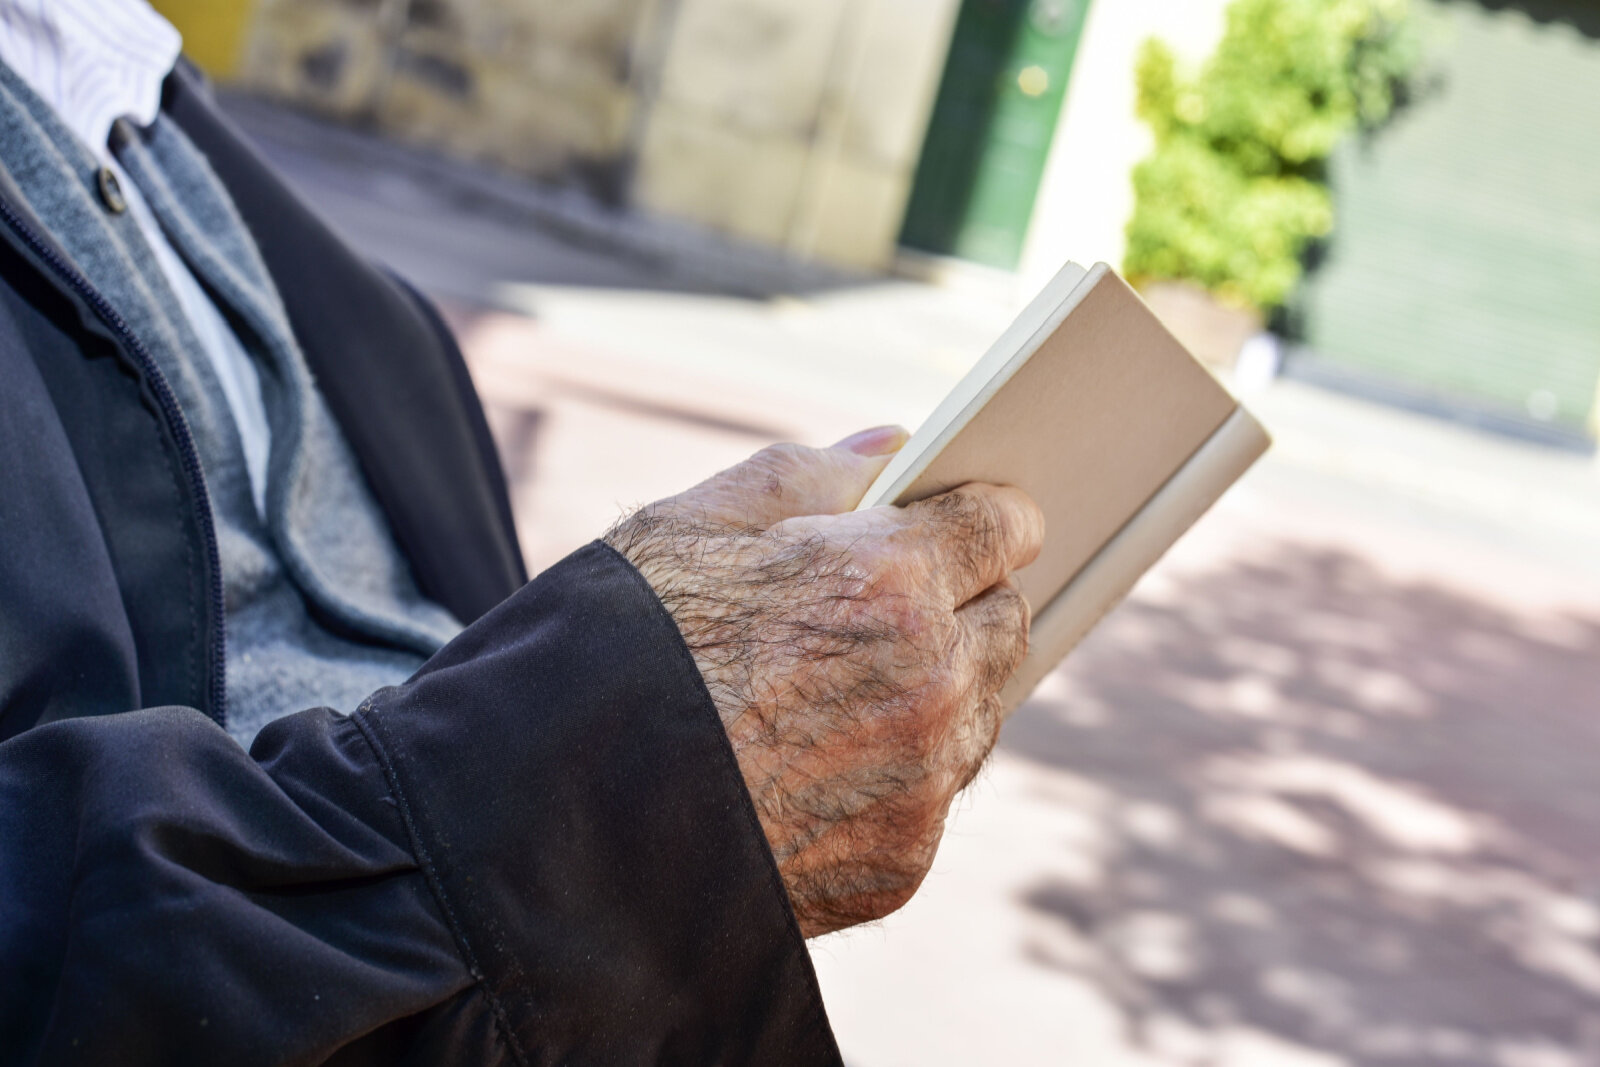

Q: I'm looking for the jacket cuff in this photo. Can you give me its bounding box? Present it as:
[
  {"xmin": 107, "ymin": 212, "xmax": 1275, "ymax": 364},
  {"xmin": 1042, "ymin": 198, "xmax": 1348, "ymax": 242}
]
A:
[{"xmin": 355, "ymin": 541, "xmax": 840, "ymax": 1065}]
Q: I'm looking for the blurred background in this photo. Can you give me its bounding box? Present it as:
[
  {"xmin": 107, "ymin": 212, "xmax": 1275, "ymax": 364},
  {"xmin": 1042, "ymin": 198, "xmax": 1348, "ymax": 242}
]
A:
[{"xmin": 157, "ymin": 0, "xmax": 1598, "ymax": 1062}]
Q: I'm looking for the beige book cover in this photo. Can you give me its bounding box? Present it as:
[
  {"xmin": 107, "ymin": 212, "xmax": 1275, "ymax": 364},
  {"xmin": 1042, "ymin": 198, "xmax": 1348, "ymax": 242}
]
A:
[{"xmin": 856, "ymin": 262, "xmax": 1270, "ymax": 709}]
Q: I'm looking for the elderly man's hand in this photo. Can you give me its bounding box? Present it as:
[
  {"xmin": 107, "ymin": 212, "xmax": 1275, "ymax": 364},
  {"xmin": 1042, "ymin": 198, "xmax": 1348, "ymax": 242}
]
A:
[{"xmin": 605, "ymin": 426, "xmax": 1044, "ymax": 938}]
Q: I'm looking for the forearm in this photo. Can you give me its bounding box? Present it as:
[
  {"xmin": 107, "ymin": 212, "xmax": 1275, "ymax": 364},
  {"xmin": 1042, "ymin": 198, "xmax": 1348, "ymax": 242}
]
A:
[{"xmin": 0, "ymin": 544, "xmax": 838, "ymax": 1066}]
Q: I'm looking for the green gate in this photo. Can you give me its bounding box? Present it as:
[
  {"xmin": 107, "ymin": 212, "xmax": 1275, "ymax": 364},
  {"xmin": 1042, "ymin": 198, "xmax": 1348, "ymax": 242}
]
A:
[
  {"xmin": 1290, "ymin": 0, "xmax": 1600, "ymax": 440},
  {"xmin": 899, "ymin": 0, "xmax": 1092, "ymax": 271}
]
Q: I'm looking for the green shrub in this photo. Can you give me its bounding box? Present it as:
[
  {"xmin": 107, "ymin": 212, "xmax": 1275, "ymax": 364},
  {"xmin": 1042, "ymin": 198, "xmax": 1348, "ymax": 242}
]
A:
[{"xmin": 1124, "ymin": 0, "xmax": 1417, "ymax": 311}]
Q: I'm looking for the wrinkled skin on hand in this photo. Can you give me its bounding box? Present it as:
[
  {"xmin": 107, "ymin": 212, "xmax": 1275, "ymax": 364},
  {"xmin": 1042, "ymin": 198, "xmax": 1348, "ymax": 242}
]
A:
[{"xmin": 605, "ymin": 428, "xmax": 1044, "ymax": 938}]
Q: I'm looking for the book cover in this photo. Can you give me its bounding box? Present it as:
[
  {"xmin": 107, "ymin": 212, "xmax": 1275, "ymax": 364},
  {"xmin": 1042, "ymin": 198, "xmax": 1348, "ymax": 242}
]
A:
[{"xmin": 857, "ymin": 262, "xmax": 1270, "ymax": 708}]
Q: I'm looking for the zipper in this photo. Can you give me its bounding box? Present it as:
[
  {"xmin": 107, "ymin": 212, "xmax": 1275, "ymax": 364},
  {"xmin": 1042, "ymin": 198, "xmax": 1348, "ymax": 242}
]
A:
[{"xmin": 0, "ymin": 198, "xmax": 228, "ymax": 726}]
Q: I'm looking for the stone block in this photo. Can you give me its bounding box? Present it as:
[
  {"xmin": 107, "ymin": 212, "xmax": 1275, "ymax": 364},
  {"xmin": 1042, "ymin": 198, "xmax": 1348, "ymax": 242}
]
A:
[
  {"xmin": 795, "ymin": 156, "xmax": 909, "ymax": 270},
  {"xmin": 242, "ymin": 0, "xmax": 647, "ymax": 183},
  {"xmin": 655, "ymin": 0, "xmax": 848, "ymax": 135},
  {"xmin": 833, "ymin": 0, "xmax": 960, "ymax": 168},
  {"xmin": 237, "ymin": 0, "xmax": 388, "ymax": 118},
  {"xmin": 378, "ymin": 56, "xmax": 635, "ymax": 179},
  {"xmin": 635, "ymin": 101, "xmax": 809, "ymax": 246}
]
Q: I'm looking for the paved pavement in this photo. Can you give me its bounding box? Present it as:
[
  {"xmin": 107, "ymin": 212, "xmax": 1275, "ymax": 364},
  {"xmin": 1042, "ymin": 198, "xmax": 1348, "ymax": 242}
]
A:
[{"xmin": 232, "ymin": 96, "xmax": 1600, "ymax": 1067}]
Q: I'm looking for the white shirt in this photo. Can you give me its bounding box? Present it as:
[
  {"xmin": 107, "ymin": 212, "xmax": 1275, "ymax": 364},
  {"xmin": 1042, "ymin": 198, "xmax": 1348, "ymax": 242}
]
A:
[{"xmin": 0, "ymin": 0, "xmax": 272, "ymax": 516}]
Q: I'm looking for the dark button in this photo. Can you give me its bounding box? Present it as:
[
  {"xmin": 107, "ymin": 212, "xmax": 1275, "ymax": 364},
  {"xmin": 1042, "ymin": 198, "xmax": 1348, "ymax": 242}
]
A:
[{"xmin": 96, "ymin": 165, "xmax": 127, "ymax": 214}]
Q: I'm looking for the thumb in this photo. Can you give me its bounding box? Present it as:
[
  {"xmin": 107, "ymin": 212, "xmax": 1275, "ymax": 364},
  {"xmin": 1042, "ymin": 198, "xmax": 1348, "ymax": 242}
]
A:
[
  {"xmin": 664, "ymin": 426, "xmax": 909, "ymax": 529},
  {"xmin": 829, "ymin": 425, "xmax": 910, "ymax": 458}
]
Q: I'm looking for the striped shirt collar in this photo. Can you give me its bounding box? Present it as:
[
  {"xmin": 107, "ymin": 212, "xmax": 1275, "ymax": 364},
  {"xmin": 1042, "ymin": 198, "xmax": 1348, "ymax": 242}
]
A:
[{"xmin": 0, "ymin": 0, "xmax": 181, "ymax": 163}]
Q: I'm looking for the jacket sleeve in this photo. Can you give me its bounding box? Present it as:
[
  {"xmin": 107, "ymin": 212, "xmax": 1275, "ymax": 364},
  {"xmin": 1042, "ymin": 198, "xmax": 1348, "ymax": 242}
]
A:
[{"xmin": 0, "ymin": 542, "xmax": 841, "ymax": 1067}]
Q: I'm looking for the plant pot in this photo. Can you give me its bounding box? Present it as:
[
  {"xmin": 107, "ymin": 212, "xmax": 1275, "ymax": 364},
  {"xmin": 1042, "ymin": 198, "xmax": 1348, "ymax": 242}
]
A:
[{"xmin": 1138, "ymin": 281, "xmax": 1264, "ymax": 372}]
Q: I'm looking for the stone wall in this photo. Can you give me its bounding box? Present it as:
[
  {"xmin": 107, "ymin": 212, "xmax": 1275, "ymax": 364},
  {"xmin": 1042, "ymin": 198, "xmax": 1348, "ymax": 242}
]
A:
[
  {"xmin": 635, "ymin": 0, "xmax": 960, "ymax": 269},
  {"xmin": 239, "ymin": 0, "xmax": 652, "ymax": 195},
  {"xmin": 236, "ymin": 0, "xmax": 958, "ymax": 270}
]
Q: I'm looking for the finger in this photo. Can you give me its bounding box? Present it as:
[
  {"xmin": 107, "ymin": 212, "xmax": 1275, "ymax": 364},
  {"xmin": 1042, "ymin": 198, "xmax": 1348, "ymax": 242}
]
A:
[
  {"xmin": 952, "ymin": 577, "xmax": 1031, "ymax": 698},
  {"xmin": 942, "ymin": 581, "xmax": 1029, "ymax": 784},
  {"xmin": 952, "ymin": 694, "xmax": 1005, "ymax": 792},
  {"xmin": 658, "ymin": 429, "xmax": 909, "ymax": 530},
  {"xmin": 905, "ymin": 483, "xmax": 1045, "ymax": 606},
  {"xmin": 831, "ymin": 425, "xmax": 910, "ymax": 457}
]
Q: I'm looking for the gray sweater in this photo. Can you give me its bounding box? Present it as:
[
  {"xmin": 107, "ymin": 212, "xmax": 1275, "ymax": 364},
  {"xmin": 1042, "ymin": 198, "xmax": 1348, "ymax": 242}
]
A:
[{"xmin": 0, "ymin": 61, "xmax": 462, "ymax": 745}]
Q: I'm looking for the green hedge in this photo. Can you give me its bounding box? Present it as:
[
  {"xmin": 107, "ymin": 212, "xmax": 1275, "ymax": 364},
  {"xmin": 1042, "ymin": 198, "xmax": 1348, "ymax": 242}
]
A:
[{"xmin": 1125, "ymin": 0, "xmax": 1417, "ymax": 311}]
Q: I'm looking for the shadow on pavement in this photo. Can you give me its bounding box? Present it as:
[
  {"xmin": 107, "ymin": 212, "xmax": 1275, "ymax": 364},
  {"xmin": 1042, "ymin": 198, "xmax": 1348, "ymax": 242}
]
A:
[{"xmin": 1007, "ymin": 543, "xmax": 1600, "ymax": 1064}]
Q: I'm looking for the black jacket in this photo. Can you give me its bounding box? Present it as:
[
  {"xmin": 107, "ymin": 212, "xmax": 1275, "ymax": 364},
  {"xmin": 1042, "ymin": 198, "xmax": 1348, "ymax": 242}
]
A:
[{"xmin": 0, "ymin": 66, "xmax": 838, "ymax": 1065}]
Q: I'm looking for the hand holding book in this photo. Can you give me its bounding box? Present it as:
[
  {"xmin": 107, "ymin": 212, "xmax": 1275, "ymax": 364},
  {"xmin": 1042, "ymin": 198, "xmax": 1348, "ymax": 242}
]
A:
[
  {"xmin": 606, "ymin": 434, "xmax": 1042, "ymax": 937},
  {"xmin": 605, "ymin": 262, "xmax": 1265, "ymax": 935}
]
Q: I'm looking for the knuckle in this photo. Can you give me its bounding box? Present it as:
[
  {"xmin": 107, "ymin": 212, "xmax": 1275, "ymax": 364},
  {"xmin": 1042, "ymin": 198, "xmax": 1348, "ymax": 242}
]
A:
[
  {"xmin": 751, "ymin": 443, "xmax": 806, "ymax": 489},
  {"xmin": 948, "ymin": 626, "xmax": 986, "ymax": 688},
  {"xmin": 940, "ymin": 488, "xmax": 1001, "ymax": 546},
  {"xmin": 999, "ymin": 487, "xmax": 1045, "ymax": 544},
  {"xmin": 974, "ymin": 493, "xmax": 1008, "ymax": 552},
  {"xmin": 978, "ymin": 691, "xmax": 1005, "ymax": 747},
  {"xmin": 957, "ymin": 696, "xmax": 1005, "ymax": 789},
  {"xmin": 949, "ymin": 493, "xmax": 1010, "ymax": 584},
  {"xmin": 755, "ymin": 441, "xmax": 806, "ymax": 465},
  {"xmin": 1013, "ymin": 584, "xmax": 1033, "ymax": 633},
  {"xmin": 998, "ymin": 588, "xmax": 1031, "ymax": 666},
  {"xmin": 856, "ymin": 544, "xmax": 908, "ymax": 593},
  {"xmin": 935, "ymin": 692, "xmax": 1002, "ymax": 793},
  {"xmin": 758, "ymin": 440, "xmax": 828, "ymax": 477},
  {"xmin": 973, "ymin": 586, "xmax": 1028, "ymax": 679},
  {"xmin": 874, "ymin": 592, "xmax": 934, "ymax": 644},
  {"xmin": 1024, "ymin": 494, "xmax": 1046, "ymax": 545},
  {"xmin": 864, "ymin": 590, "xmax": 910, "ymax": 633},
  {"xmin": 935, "ymin": 623, "xmax": 980, "ymax": 688}
]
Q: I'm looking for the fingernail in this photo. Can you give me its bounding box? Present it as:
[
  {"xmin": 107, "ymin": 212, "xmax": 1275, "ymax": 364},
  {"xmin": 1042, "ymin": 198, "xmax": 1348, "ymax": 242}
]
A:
[{"xmin": 832, "ymin": 425, "xmax": 909, "ymax": 456}]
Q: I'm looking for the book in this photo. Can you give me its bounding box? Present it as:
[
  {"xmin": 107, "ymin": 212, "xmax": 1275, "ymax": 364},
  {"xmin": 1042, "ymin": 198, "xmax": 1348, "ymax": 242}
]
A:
[{"xmin": 855, "ymin": 262, "xmax": 1270, "ymax": 710}]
